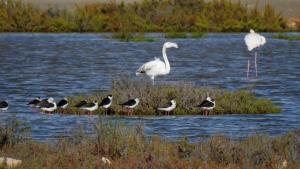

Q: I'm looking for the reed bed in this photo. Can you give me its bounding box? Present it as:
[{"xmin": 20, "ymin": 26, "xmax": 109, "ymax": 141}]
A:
[
  {"xmin": 58, "ymin": 78, "xmax": 281, "ymax": 115},
  {"xmin": 0, "ymin": 118, "xmax": 299, "ymax": 169}
]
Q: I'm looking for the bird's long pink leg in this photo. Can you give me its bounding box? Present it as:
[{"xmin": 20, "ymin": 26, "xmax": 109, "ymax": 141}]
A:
[
  {"xmin": 247, "ymin": 59, "xmax": 250, "ymax": 78},
  {"xmin": 151, "ymin": 76, "xmax": 155, "ymax": 85},
  {"xmin": 255, "ymin": 52, "xmax": 258, "ymax": 77}
]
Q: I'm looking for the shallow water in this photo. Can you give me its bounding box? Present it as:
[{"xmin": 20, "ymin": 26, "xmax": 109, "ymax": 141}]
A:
[{"xmin": 0, "ymin": 33, "xmax": 299, "ymax": 142}]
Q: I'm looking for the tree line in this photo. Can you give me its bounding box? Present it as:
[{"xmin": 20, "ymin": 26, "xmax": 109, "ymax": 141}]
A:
[{"xmin": 0, "ymin": 0, "xmax": 291, "ymax": 32}]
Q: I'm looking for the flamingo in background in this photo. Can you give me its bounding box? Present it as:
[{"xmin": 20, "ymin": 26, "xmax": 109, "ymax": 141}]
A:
[
  {"xmin": 244, "ymin": 29, "xmax": 266, "ymax": 78},
  {"xmin": 136, "ymin": 42, "xmax": 178, "ymax": 85}
]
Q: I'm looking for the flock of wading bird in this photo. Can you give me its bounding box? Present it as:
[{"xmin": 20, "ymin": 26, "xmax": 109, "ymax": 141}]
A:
[{"xmin": 0, "ymin": 30, "xmax": 265, "ymax": 116}]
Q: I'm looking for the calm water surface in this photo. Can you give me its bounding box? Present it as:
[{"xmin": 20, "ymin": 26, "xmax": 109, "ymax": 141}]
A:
[{"xmin": 0, "ymin": 33, "xmax": 299, "ymax": 142}]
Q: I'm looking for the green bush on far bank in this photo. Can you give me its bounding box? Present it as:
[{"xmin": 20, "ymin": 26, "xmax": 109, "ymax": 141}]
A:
[{"xmin": 0, "ymin": 0, "xmax": 289, "ymax": 33}]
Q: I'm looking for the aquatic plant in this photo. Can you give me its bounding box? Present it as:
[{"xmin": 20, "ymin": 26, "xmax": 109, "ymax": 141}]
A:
[
  {"xmin": 273, "ymin": 34, "xmax": 300, "ymax": 41},
  {"xmin": 0, "ymin": 119, "xmax": 299, "ymax": 169},
  {"xmin": 112, "ymin": 32, "xmax": 155, "ymax": 42},
  {"xmin": 57, "ymin": 78, "xmax": 281, "ymax": 115},
  {"xmin": 165, "ymin": 32, "xmax": 188, "ymax": 39}
]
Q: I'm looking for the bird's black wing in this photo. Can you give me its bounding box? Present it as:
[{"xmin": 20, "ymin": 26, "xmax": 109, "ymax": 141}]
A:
[
  {"xmin": 39, "ymin": 102, "xmax": 54, "ymax": 108},
  {"xmin": 197, "ymin": 100, "xmax": 214, "ymax": 108},
  {"xmin": 28, "ymin": 99, "xmax": 40, "ymax": 105},
  {"xmin": 99, "ymin": 98, "xmax": 111, "ymax": 106},
  {"xmin": 120, "ymin": 99, "xmax": 135, "ymax": 106},
  {"xmin": 165, "ymin": 101, "xmax": 173, "ymax": 107},
  {"xmin": 0, "ymin": 101, "xmax": 8, "ymax": 108},
  {"xmin": 57, "ymin": 99, "xmax": 68, "ymax": 107},
  {"xmin": 75, "ymin": 100, "xmax": 87, "ymax": 108},
  {"xmin": 37, "ymin": 100, "xmax": 49, "ymax": 107},
  {"xmin": 81, "ymin": 102, "xmax": 95, "ymax": 108}
]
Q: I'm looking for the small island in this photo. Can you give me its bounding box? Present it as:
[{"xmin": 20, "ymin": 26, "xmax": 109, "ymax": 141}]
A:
[{"xmin": 56, "ymin": 78, "xmax": 281, "ymax": 115}]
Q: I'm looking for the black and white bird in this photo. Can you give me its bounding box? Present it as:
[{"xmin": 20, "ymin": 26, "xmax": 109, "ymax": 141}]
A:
[
  {"xmin": 27, "ymin": 97, "xmax": 41, "ymax": 107},
  {"xmin": 197, "ymin": 97, "xmax": 215, "ymax": 116},
  {"xmin": 0, "ymin": 101, "xmax": 9, "ymax": 111},
  {"xmin": 99, "ymin": 95, "xmax": 113, "ymax": 115},
  {"xmin": 120, "ymin": 98, "xmax": 140, "ymax": 116},
  {"xmin": 57, "ymin": 97, "xmax": 68, "ymax": 109},
  {"xmin": 36, "ymin": 97, "xmax": 54, "ymax": 108},
  {"xmin": 75, "ymin": 100, "xmax": 88, "ymax": 108},
  {"xmin": 79, "ymin": 101, "xmax": 98, "ymax": 115},
  {"xmin": 157, "ymin": 99, "xmax": 176, "ymax": 115},
  {"xmin": 39, "ymin": 97, "xmax": 57, "ymax": 113},
  {"xmin": 57, "ymin": 97, "xmax": 68, "ymax": 114}
]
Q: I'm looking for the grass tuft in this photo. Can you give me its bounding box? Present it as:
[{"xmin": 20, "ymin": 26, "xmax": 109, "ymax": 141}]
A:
[{"xmin": 0, "ymin": 116, "xmax": 29, "ymax": 148}]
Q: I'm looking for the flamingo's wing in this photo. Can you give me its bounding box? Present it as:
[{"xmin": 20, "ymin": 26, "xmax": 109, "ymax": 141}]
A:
[
  {"xmin": 136, "ymin": 58, "xmax": 164, "ymax": 75},
  {"xmin": 260, "ymin": 36, "xmax": 266, "ymax": 46},
  {"xmin": 244, "ymin": 33, "xmax": 266, "ymax": 51}
]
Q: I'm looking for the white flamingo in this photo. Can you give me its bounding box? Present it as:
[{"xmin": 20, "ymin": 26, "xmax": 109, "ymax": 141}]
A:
[
  {"xmin": 136, "ymin": 42, "xmax": 178, "ymax": 84},
  {"xmin": 244, "ymin": 29, "xmax": 266, "ymax": 78}
]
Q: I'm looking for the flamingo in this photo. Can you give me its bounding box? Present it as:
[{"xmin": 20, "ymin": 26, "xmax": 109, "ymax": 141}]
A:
[
  {"xmin": 136, "ymin": 42, "xmax": 178, "ymax": 85},
  {"xmin": 244, "ymin": 29, "xmax": 266, "ymax": 78}
]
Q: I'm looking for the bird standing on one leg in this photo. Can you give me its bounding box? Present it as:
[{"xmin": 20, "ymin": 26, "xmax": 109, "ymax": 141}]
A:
[{"xmin": 244, "ymin": 29, "xmax": 266, "ymax": 78}]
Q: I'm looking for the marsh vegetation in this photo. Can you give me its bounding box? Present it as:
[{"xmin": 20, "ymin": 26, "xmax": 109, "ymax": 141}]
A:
[
  {"xmin": 56, "ymin": 78, "xmax": 281, "ymax": 115},
  {"xmin": 0, "ymin": 118, "xmax": 299, "ymax": 169}
]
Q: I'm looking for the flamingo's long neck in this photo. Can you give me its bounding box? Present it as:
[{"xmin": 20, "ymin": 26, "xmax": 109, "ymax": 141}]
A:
[{"xmin": 162, "ymin": 45, "xmax": 170, "ymax": 73}]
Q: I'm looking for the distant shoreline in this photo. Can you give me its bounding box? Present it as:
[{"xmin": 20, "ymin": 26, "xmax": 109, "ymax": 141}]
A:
[{"xmin": 1, "ymin": 0, "xmax": 298, "ymax": 33}]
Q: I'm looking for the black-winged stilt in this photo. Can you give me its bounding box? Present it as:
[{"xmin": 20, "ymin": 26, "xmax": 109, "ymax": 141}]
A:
[
  {"xmin": 99, "ymin": 95, "xmax": 113, "ymax": 115},
  {"xmin": 157, "ymin": 99, "xmax": 176, "ymax": 115},
  {"xmin": 0, "ymin": 101, "xmax": 9, "ymax": 111},
  {"xmin": 197, "ymin": 97, "xmax": 215, "ymax": 116},
  {"xmin": 120, "ymin": 98, "xmax": 140, "ymax": 116}
]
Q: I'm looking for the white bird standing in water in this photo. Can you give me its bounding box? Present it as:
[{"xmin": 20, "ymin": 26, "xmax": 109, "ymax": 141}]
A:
[
  {"xmin": 136, "ymin": 42, "xmax": 178, "ymax": 85},
  {"xmin": 244, "ymin": 29, "xmax": 266, "ymax": 78}
]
